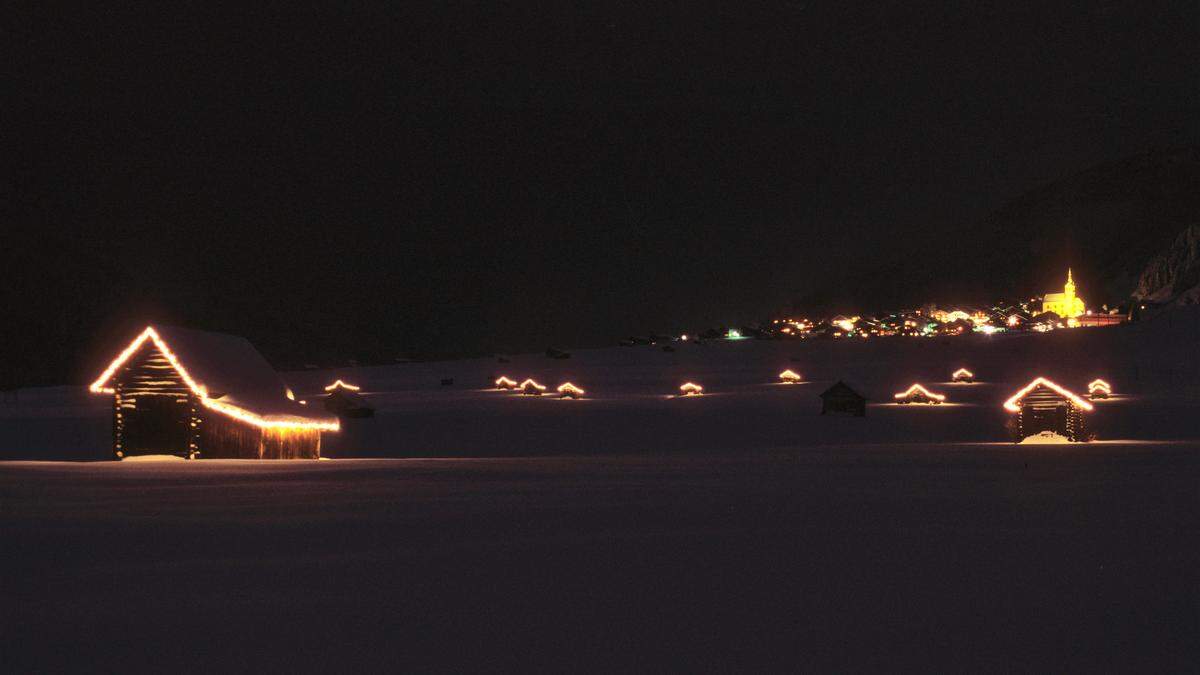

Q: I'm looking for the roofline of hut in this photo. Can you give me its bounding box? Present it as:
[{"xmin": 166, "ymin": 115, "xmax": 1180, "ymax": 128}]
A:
[{"xmin": 90, "ymin": 326, "xmax": 339, "ymax": 432}]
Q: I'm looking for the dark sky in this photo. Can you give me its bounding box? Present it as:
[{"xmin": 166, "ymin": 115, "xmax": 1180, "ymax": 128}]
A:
[{"xmin": 7, "ymin": 1, "xmax": 1200, "ymax": 379}]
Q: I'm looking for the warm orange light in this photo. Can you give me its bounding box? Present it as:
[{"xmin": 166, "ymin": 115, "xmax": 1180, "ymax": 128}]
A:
[
  {"xmin": 494, "ymin": 376, "xmax": 518, "ymax": 389},
  {"xmin": 952, "ymin": 368, "xmax": 974, "ymax": 380},
  {"xmin": 1088, "ymin": 379, "xmax": 1112, "ymax": 394},
  {"xmin": 894, "ymin": 384, "xmax": 946, "ymax": 402},
  {"xmin": 520, "ymin": 378, "xmax": 547, "ymax": 394},
  {"xmin": 557, "ymin": 382, "xmax": 585, "ymax": 398},
  {"xmin": 778, "ymin": 369, "xmax": 802, "ymax": 383},
  {"xmin": 324, "ymin": 379, "xmax": 361, "ymax": 392},
  {"xmin": 679, "ymin": 382, "xmax": 703, "ymax": 396},
  {"xmin": 1003, "ymin": 377, "xmax": 1094, "ymax": 413},
  {"xmin": 90, "ymin": 326, "xmax": 340, "ymax": 432}
]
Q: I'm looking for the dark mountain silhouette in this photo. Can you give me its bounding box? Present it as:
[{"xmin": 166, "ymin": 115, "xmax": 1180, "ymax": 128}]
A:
[
  {"xmin": 793, "ymin": 146, "xmax": 1200, "ymax": 313},
  {"xmin": 1134, "ymin": 224, "xmax": 1200, "ymax": 305}
]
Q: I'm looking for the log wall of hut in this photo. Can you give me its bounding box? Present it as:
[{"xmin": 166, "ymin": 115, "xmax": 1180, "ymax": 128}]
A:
[
  {"xmin": 1016, "ymin": 385, "xmax": 1086, "ymax": 441},
  {"xmin": 112, "ymin": 343, "xmax": 198, "ymax": 459},
  {"xmin": 198, "ymin": 411, "xmax": 321, "ymax": 459}
]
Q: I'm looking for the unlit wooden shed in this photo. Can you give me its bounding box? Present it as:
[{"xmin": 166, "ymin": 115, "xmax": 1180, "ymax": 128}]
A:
[{"xmin": 820, "ymin": 381, "xmax": 867, "ymax": 416}]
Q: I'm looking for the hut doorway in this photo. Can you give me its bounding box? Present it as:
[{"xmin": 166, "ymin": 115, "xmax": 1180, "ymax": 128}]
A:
[
  {"xmin": 1021, "ymin": 403, "xmax": 1067, "ymax": 437},
  {"xmin": 116, "ymin": 393, "xmax": 191, "ymax": 457}
]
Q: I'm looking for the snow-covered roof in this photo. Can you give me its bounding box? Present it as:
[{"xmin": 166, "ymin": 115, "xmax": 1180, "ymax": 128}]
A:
[
  {"xmin": 90, "ymin": 326, "xmax": 339, "ymax": 430},
  {"xmin": 1002, "ymin": 377, "xmax": 1093, "ymax": 413}
]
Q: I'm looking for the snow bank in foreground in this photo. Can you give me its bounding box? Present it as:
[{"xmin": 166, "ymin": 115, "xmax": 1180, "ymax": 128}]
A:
[{"xmin": 1019, "ymin": 431, "xmax": 1071, "ymax": 444}]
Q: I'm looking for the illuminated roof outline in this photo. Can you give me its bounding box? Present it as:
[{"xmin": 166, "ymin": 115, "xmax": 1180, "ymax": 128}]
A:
[
  {"xmin": 1003, "ymin": 377, "xmax": 1094, "ymax": 413},
  {"xmin": 893, "ymin": 384, "xmax": 946, "ymax": 402},
  {"xmin": 90, "ymin": 326, "xmax": 339, "ymax": 431},
  {"xmin": 324, "ymin": 379, "xmax": 361, "ymax": 392}
]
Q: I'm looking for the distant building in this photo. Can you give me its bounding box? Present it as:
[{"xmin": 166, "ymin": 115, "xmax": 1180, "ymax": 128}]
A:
[
  {"xmin": 820, "ymin": 381, "xmax": 866, "ymax": 416},
  {"xmin": 1041, "ymin": 269, "xmax": 1086, "ymax": 319},
  {"xmin": 1003, "ymin": 377, "xmax": 1093, "ymax": 442},
  {"xmin": 1075, "ymin": 313, "xmax": 1124, "ymax": 327}
]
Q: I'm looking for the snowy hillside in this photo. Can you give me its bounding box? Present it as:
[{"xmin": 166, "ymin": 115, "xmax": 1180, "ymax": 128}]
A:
[{"xmin": 5, "ymin": 308, "xmax": 1200, "ymax": 460}]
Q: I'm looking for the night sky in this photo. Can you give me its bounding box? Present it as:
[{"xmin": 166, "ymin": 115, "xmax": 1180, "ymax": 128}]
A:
[{"xmin": 8, "ymin": 1, "xmax": 1200, "ymax": 384}]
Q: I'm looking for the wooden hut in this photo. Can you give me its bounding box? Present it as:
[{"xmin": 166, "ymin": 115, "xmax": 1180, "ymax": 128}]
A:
[
  {"xmin": 557, "ymin": 382, "xmax": 585, "ymax": 399},
  {"xmin": 1088, "ymin": 379, "xmax": 1112, "ymax": 400},
  {"xmin": 820, "ymin": 381, "xmax": 866, "ymax": 416},
  {"xmin": 951, "ymin": 368, "xmax": 974, "ymax": 383},
  {"xmin": 89, "ymin": 326, "xmax": 338, "ymax": 460},
  {"xmin": 1003, "ymin": 377, "xmax": 1093, "ymax": 442},
  {"xmin": 323, "ymin": 380, "xmax": 374, "ymax": 419},
  {"xmin": 894, "ymin": 384, "xmax": 945, "ymax": 405},
  {"xmin": 520, "ymin": 378, "xmax": 547, "ymax": 396}
]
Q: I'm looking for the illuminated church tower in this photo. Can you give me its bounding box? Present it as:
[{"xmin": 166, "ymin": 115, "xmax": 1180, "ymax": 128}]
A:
[{"xmin": 1041, "ymin": 268, "xmax": 1086, "ymax": 319}]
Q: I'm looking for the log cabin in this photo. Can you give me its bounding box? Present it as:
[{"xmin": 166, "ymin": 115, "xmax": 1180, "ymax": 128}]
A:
[
  {"xmin": 894, "ymin": 383, "xmax": 945, "ymax": 404},
  {"xmin": 820, "ymin": 381, "xmax": 866, "ymax": 416},
  {"xmin": 89, "ymin": 326, "xmax": 339, "ymax": 460},
  {"xmin": 1003, "ymin": 377, "xmax": 1093, "ymax": 442}
]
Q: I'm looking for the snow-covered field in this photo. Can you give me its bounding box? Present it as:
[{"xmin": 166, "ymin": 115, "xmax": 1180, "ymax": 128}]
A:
[
  {"xmin": 2, "ymin": 311, "xmax": 1199, "ymax": 669},
  {"xmin": 5, "ymin": 309, "xmax": 1200, "ymax": 461}
]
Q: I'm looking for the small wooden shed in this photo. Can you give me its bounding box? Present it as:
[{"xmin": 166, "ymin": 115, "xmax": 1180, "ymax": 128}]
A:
[
  {"xmin": 323, "ymin": 381, "xmax": 374, "ymax": 419},
  {"xmin": 89, "ymin": 326, "xmax": 339, "ymax": 460},
  {"xmin": 820, "ymin": 381, "xmax": 867, "ymax": 416},
  {"xmin": 894, "ymin": 384, "xmax": 945, "ymax": 405},
  {"xmin": 1003, "ymin": 377, "xmax": 1093, "ymax": 442}
]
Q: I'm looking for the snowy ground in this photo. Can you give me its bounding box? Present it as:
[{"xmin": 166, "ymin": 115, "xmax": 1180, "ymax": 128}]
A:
[{"xmin": 2, "ymin": 311, "xmax": 1199, "ymax": 669}]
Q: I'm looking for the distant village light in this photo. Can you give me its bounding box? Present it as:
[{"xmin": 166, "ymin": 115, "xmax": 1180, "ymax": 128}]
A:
[
  {"xmin": 324, "ymin": 379, "xmax": 361, "ymax": 392},
  {"xmin": 494, "ymin": 376, "xmax": 518, "ymax": 390},
  {"xmin": 778, "ymin": 369, "xmax": 802, "ymax": 383},
  {"xmin": 679, "ymin": 382, "xmax": 704, "ymax": 396},
  {"xmin": 952, "ymin": 368, "xmax": 975, "ymax": 383}
]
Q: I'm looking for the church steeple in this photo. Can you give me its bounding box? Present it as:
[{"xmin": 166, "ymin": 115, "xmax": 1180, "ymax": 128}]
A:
[{"xmin": 1065, "ymin": 268, "xmax": 1075, "ymax": 297}]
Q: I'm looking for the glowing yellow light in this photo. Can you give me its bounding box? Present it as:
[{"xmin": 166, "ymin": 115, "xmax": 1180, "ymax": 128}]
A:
[
  {"xmin": 679, "ymin": 382, "xmax": 703, "ymax": 396},
  {"xmin": 324, "ymin": 379, "xmax": 361, "ymax": 392},
  {"xmin": 894, "ymin": 384, "xmax": 946, "ymax": 402},
  {"xmin": 494, "ymin": 376, "xmax": 518, "ymax": 389},
  {"xmin": 1088, "ymin": 379, "xmax": 1112, "ymax": 394},
  {"xmin": 90, "ymin": 326, "xmax": 339, "ymax": 432},
  {"xmin": 836, "ymin": 320, "xmax": 854, "ymax": 332},
  {"xmin": 1003, "ymin": 377, "xmax": 1094, "ymax": 413},
  {"xmin": 520, "ymin": 378, "xmax": 547, "ymax": 395},
  {"xmin": 1007, "ymin": 315, "xmax": 1020, "ymax": 327},
  {"xmin": 286, "ymin": 388, "xmax": 296, "ymax": 400},
  {"xmin": 557, "ymin": 382, "xmax": 585, "ymax": 398},
  {"xmin": 778, "ymin": 369, "xmax": 802, "ymax": 383},
  {"xmin": 952, "ymin": 368, "xmax": 974, "ymax": 381}
]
